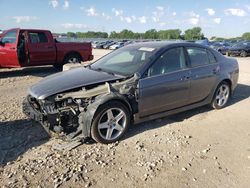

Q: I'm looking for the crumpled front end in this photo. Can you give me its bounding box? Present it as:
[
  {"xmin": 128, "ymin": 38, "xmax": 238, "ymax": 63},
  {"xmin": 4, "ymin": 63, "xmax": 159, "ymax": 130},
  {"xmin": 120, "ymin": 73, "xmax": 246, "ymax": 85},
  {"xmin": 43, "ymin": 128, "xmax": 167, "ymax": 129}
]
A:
[
  {"xmin": 23, "ymin": 75, "xmax": 138, "ymax": 140},
  {"xmin": 23, "ymin": 93, "xmax": 89, "ymax": 137}
]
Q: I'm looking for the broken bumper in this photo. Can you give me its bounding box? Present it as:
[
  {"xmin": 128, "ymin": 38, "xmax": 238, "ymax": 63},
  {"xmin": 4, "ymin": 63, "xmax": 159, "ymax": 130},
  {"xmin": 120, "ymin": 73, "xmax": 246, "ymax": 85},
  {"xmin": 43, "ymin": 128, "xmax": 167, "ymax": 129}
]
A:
[
  {"xmin": 22, "ymin": 98, "xmax": 51, "ymax": 132},
  {"xmin": 23, "ymin": 98, "xmax": 44, "ymax": 122}
]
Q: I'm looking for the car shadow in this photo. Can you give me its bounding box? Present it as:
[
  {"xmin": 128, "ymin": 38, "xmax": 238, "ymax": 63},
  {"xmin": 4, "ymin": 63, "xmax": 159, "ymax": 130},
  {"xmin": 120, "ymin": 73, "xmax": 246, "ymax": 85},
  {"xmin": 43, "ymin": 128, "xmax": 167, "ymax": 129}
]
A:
[
  {"xmin": 0, "ymin": 119, "xmax": 49, "ymax": 166},
  {"xmin": 0, "ymin": 66, "xmax": 59, "ymax": 79},
  {"xmin": 124, "ymin": 83, "xmax": 250, "ymax": 140},
  {"xmin": 229, "ymin": 83, "xmax": 250, "ymax": 105}
]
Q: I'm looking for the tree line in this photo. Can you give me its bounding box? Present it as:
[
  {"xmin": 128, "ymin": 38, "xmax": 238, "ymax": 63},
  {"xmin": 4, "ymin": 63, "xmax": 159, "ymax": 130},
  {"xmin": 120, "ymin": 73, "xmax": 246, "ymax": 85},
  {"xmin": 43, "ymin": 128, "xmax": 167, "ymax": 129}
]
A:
[
  {"xmin": 66, "ymin": 27, "xmax": 250, "ymax": 41},
  {"xmin": 211, "ymin": 32, "xmax": 250, "ymax": 41},
  {"xmin": 67, "ymin": 27, "xmax": 204, "ymax": 40}
]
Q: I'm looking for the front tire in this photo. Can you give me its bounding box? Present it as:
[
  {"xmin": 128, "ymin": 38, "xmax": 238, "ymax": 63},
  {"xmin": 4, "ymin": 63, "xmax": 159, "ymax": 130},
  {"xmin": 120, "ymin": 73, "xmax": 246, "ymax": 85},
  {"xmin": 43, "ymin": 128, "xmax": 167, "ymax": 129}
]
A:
[
  {"xmin": 91, "ymin": 101, "xmax": 130, "ymax": 144},
  {"xmin": 211, "ymin": 82, "xmax": 230, "ymax": 109}
]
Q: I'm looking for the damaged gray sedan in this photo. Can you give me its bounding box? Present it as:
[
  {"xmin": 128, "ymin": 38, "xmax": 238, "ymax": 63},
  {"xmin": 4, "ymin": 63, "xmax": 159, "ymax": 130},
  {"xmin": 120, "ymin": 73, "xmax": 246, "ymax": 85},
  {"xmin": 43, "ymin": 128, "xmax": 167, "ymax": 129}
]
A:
[{"xmin": 23, "ymin": 42, "xmax": 239, "ymax": 143}]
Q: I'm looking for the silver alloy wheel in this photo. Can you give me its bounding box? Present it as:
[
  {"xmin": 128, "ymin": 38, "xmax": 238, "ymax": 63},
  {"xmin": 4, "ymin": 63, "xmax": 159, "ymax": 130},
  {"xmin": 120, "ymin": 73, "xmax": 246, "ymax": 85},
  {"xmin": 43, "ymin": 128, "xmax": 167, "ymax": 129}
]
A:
[
  {"xmin": 97, "ymin": 108, "xmax": 126, "ymax": 141},
  {"xmin": 68, "ymin": 57, "xmax": 80, "ymax": 63},
  {"xmin": 215, "ymin": 84, "xmax": 230, "ymax": 107}
]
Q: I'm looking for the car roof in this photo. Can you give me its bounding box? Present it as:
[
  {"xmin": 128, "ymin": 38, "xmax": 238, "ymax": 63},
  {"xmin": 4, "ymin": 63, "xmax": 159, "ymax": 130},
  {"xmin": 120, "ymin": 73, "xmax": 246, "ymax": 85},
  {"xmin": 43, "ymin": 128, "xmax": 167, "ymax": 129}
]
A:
[
  {"xmin": 126, "ymin": 41, "xmax": 207, "ymax": 49},
  {"xmin": 3, "ymin": 28, "xmax": 51, "ymax": 33}
]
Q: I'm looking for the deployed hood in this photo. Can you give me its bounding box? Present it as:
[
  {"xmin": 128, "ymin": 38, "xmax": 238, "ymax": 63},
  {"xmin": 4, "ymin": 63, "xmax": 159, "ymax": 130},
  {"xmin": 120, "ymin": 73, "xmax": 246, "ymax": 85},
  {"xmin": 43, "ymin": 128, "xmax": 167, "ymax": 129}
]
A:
[{"xmin": 28, "ymin": 67, "xmax": 124, "ymax": 100}]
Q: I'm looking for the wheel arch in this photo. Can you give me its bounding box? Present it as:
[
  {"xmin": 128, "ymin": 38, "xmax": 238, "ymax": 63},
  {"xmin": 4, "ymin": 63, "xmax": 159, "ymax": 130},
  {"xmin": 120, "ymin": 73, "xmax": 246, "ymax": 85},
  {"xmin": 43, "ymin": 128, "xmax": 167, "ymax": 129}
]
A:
[
  {"xmin": 63, "ymin": 51, "xmax": 83, "ymax": 63},
  {"xmin": 208, "ymin": 78, "xmax": 232, "ymax": 104},
  {"xmin": 79, "ymin": 93, "xmax": 133, "ymax": 138}
]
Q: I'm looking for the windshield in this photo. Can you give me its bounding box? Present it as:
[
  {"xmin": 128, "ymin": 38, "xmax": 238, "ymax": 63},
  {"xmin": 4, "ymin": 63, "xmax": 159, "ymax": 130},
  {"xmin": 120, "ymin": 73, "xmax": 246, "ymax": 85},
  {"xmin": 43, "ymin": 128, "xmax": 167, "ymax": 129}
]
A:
[{"xmin": 90, "ymin": 46, "xmax": 156, "ymax": 76}]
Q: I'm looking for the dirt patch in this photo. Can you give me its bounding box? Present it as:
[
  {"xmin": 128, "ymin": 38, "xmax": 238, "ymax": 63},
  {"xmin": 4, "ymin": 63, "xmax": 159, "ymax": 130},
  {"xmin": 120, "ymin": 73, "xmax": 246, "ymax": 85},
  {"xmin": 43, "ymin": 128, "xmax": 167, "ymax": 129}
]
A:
[{"xmin": 0, "ymin": 51, "xmax": 250, "ymax": 188}]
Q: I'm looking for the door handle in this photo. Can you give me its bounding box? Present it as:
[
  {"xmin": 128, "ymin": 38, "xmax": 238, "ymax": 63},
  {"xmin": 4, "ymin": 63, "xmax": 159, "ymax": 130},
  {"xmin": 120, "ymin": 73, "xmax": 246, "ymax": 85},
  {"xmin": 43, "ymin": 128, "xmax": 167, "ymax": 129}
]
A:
[
  {"xmin": 46, "ymin": 46, "xmax": 53, "ymax": 49},
  {"xmin": 10, "ymin": 47, "xmax": 16, "ymax": 50}
]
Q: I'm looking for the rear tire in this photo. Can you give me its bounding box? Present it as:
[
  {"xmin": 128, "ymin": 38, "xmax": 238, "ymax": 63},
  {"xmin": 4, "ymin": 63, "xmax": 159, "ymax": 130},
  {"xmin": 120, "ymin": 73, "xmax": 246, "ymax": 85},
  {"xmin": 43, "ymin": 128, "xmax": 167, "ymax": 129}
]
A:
[
  {"xmin": 64, "ymin": 54, "xmax": 82, "ymax": 64},
  {"xmin": 91, "ymin": 101, "xmax": 130, "ymax": 144},
  {"xmin": 54, "ymin": 54, "xmax": 82, "ymax": 71},
  {"xmin": 211, "ymin": 81, "xmax": 230, "ymax": 109}
]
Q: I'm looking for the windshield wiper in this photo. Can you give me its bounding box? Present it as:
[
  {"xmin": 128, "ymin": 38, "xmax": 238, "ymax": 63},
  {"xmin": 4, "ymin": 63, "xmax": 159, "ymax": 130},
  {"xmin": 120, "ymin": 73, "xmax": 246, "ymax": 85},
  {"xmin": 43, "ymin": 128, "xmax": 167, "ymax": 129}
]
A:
[{"xmin": 90, "ymin": 67, "xmax": 115, "ymax": 76}]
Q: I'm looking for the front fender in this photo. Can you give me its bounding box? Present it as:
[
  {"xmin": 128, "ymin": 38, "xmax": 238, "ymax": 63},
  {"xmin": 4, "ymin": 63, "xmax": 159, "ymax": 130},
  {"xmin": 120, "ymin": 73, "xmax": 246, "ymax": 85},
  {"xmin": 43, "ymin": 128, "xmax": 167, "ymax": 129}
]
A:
[{"xmin": 79, "ymin": 92, "xmax": 132, "ymax": 138}]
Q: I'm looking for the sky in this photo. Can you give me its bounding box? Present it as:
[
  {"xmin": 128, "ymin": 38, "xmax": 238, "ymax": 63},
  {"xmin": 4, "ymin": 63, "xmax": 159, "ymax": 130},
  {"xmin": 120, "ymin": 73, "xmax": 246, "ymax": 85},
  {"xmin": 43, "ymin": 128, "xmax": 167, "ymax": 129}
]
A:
[{"xmin": 0, "ymin": 0, "xmax": 250, "ymax": 38}]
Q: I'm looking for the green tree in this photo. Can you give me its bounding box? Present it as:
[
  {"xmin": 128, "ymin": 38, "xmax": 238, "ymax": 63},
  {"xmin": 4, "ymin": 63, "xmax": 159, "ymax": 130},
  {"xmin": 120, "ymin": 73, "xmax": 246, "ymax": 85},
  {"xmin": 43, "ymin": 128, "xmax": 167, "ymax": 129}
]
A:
[
  {"xmin": 75, "ymin": 31, "xmax": 108, "ymax": 38},
  {"xmin": 67, "ymin": 32, "xmax": 76, "ymax": 38},
  {"xmin": 242, "ymin": 32, "xmax": 250, "ymax": 40},
  {"xmin": 109, "ymin": 31, "xmax": 118, "ymax": 38},
  {"xmin": 184, "ymin": 27, "xmax": 204, "ymax": 40},
  {"xmin": 210, "ymin": 36, "xmax": 216, "ymax": 41},
  {"xmin": 119, "ymin": 29, "xmax": 134, "ymax": 39},
  {"xmin": 158, "ymin": 29, "xmax": 181, "ymax": 39},
  {"xmin": 144, "ymin": 29, "xmax": 158, "ymax": 39}
]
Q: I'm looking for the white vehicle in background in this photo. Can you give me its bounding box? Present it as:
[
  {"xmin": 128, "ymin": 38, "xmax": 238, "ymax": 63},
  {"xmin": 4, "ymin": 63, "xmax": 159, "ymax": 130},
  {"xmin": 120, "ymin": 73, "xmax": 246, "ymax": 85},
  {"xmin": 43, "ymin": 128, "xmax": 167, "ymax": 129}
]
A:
[{"xmin": 109, "ymin": 42, "xmax": 124, "ymax": 50}]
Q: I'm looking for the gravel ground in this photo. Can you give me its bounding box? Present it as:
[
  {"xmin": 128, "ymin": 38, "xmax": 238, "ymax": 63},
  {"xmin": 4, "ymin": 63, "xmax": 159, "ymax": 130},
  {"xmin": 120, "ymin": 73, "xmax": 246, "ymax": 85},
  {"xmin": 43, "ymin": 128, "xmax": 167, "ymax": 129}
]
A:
[{"xmin": 0, "ymin": 50, "xmax": 250, "ymax": 188}]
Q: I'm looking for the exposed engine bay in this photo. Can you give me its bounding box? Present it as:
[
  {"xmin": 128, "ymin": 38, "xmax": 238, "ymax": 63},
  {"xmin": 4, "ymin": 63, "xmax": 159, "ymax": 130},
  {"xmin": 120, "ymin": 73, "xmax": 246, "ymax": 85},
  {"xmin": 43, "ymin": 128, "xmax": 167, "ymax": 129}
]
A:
[{"xmin": 23, "ymin": 74, "xmax": 139, "ymax": 141}]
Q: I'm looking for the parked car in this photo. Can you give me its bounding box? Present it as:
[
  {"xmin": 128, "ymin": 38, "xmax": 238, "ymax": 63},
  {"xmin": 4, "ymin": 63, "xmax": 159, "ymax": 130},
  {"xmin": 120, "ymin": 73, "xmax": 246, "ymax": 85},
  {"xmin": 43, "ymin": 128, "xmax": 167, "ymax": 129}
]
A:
[
  {"xmin": 210, "ymin": 42, "xmax": 231, "ymax": 55},
  {"xmin": 103, "ymin": 41, "xmax": 116, "ymax": 49},
  {"xmin": 23, "ymin": 42, "xmax": 239, "ymax": 144},
  {"xmin": 91, "ymin": 41, "xmax": 99, "ymax": 48},
  {"xmin": 95, "ymin": 41, "xmax": 107, "ymax": 49},
  {"xmin": 109, "ymin": 42, "xmax": 124, "ymax": 50},
  {"xmin": 0, "ymin": 28, "xmax": 93, "ymax": 69},
  {"xmin": 195, "ymin": 39, "xmax": 210, "ymax": 46},
  {"xmin": 227, "ymin": 42, "xmax": 250, "ymax": 57}
]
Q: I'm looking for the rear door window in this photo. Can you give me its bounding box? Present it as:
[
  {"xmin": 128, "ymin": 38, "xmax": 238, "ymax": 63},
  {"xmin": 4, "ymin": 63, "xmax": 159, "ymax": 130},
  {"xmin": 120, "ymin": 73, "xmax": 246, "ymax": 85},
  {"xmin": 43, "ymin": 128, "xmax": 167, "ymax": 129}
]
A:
[
  {"xmin": 186, "ymin": 47, "xmax": 210, "ymax": 67},
  {"xmin": 207, "ymin": 50, "xmax": 217, "ymax": 64},
  {"xmin": 28, "ymin": 32, "xmax": 48, "ymax": 43}
]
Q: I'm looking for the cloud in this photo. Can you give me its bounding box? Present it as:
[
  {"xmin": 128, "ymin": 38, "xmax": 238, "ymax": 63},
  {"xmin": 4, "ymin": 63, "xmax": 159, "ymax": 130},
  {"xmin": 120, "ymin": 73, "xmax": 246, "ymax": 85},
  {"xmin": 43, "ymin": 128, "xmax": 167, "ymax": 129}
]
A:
[
  {"xmin": 188, "ymin": 17, "xmax": 199, "ymax": 25},
  {"xmin": 85, "ymin": 7, "xmax": 98, "ymax": 16},
  {"xmin": 61, "ymin": 23, "xmax": 88, "ymax": 29},
  {"xmin": 156, "ymin": 6, "xmax": 164, "ymax": 11},
  {"xmin": 13, "ymin": 16, "xmax": 38, "ymax": 23},
  {"xmin": 124, "ymin": 17, "xmax": 132, "ymax": 23},
  {"xmin": 213, "ymin": 18, "xmax": 221, "ymax": 24},
  {"xmin": 172, "ymin": 12, "xmax": 177, "ymax": 16},
  {"xmin": 112, "ymin": 8, "xmax": 123, "ymax": 16},
  {"xmin": 246, "ymin": 5, "xmax": 250, "ymax": 11},
  {"xmin": 189, "ymin": 11, "xmax": 200, "ymax": 18},
  {"xmin": 131, "ymin": 16, "xmax": 136, "ymax": 21},
  {"xmin": 187, "ymin": 11, "xmax": 200, "ymax": 25},
  {"xmin": 49, "ymin": 0, "xmax": 59, "ymax": 8},
  {"xmin": 224, "ymin": 8, "xmax": 246, "ymax": 16},
  {"xmin": 159, "ymin": 22, "xmax": 166, "ymax": 27},
  {"xmin": 138, "ymin": 16, "xmax": 147, "ymax": 24},
  {"xmin": 102, "ymin": 13, "xmax": 112, "ymax": 20},
  {"xmin": 63, "ymin": 0, "xmax": 69, "ymax": 9},
  {"xmin": 152, "ymin": 6, "xmax": 165, "ymax": 22},
  {"xmin": 205, "ymin": 8, "xmax": 215, "ymax": 16}
]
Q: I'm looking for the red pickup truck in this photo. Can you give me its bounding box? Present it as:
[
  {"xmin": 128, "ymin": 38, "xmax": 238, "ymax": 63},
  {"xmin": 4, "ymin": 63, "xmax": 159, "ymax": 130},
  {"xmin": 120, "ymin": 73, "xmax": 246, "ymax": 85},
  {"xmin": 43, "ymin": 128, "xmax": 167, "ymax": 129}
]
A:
[{"xmin": 0, "ymin": 28, "xmax": 93, "ymax": 69}]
